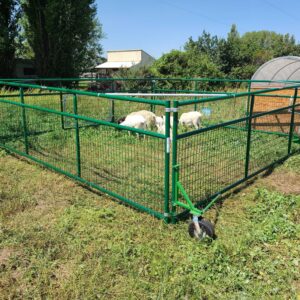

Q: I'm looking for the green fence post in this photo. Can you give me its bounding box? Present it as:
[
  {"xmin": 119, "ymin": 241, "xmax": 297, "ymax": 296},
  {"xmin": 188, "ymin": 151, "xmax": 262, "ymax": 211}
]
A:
[
  {"xmin": 150, "ymin": 80, "xmax": 156, "ymax": 113},
  {"xmin": 245, "ymin": 94, "xmax": 255, "ymax": 178},
  {"xmin": 164, "ymin": 101, "xmax": 171, "ymax": 222},
  {"xmin": 245, "ymin": 81, "xmax": 251, "ymax": 129},
  {"xmin": 20, "ymin": 87, "xmax": 29, "ymax": 154},
  {"xmin": 110, "ymin": 81, "xmax": 115, "ymax": 122},
  {"xmin": 288, "ymin": 88, "xmax": 298, "ymax": 154},
  {"xmin": 193, "ymin": 80, "xmax": 198, "ymax": 111},
  {"xmin": 73, "ymin": 94, "xmax": 81, "ymax": 177},
  {"xmin": 171, "ymin": 100, "xmax": 179, "ymax": 223},
  {"xmin": 59, "ymin": 91, "xmax": 65, "ymax": 129}
]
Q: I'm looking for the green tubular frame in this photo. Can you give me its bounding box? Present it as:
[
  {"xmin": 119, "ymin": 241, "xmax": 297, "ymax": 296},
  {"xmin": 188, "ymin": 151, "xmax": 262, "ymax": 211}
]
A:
[
  {"xmin": 73, "ymin": 94, "xmax": 81, "ymax": 177},
  {"xmin": 20, "ymin": 87, "xmax": 29, "ymax": 154},
  {"xmin": 164, "ymin": 101, "xmax": 171, "ymax": 222},
  {"xmin": 288, "ymin": 88, "xmax": 298, "ymax": 154},
  {"xmin": 1, "ymin": 79, "xmax": 300, "ymax": 224}
]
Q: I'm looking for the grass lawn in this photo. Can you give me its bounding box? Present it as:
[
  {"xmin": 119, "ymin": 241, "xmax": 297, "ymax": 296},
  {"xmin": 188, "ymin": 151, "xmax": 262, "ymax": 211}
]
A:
[{"xmin": 0, "ymin": 149, "xmax": 299, "ymax": 299}]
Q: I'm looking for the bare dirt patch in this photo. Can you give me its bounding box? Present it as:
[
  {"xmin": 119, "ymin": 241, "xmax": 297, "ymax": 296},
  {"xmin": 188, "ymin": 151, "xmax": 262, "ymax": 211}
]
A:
[
  {"xmin": 0, "ymin": 247, "xmax": 14, "ymax": 264},
  {"xmin": 263, "ymin": 171, "xmax": 300, "ymax": 195}
]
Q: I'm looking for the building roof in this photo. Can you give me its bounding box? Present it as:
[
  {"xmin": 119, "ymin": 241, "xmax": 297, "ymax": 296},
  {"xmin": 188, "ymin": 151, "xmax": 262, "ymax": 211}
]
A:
[
  {"xmin": 251, "ymin": 56, "xmax": 300, "ymax": 87},
  {"xmin": 107, "ymin": 49, "xmax": 153, "ymax": 57},
  {"xmin": 95, "ymin": 61, "xmax": 138, "ymax": 69}
]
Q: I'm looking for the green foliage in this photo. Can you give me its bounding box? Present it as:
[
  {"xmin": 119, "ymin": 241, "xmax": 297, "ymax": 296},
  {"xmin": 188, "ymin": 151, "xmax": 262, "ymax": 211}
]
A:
[
  {"xmin": 15, "ymin": 10, "xmax": 34, "ymax": 59},
  {"xmin": 247, "ymin": 188, "xmax": 299, "ymax": 243},
  {"xmin": 113, "ymin": 66, "xmax": 154, "ymax": 92},
  {"xmin": 152, "ymin": 25, "xmax": 300, "ymax": 81},
  {"xmin": 184, "ymin": 30, "xmax": 220, "ymax": 61},
  {"xmin": 151, "ymin": 50, "xmax": 224, "ymax": 89},
  {"xmin": 0, "ymin": 0, "xmax": 20, "ymax": 77},
  {"xmin": 22, "ymin": 0, "xmax": 103, "ymax": 77}
]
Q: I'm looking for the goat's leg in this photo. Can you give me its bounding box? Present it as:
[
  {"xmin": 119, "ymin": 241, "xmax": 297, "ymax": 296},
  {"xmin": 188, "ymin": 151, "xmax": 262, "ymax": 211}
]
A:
[{"xmin": 193, "ymin": 119, "xmax": 199, "ymax": 130}]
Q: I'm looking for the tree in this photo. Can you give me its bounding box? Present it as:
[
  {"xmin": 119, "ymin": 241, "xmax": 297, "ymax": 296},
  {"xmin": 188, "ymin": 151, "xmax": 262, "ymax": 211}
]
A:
[
  {"xmin": 22, "ymin": 0, "xmax": 103, "ymax": 77},
  {"xmin": 0, "ymin": 0, "xmax": 20, "ymax": 78},
  {"xmin": 155, "ymin": 25, "xmax": 300, "ymax": 81},
  {"xmin": 151, "ymin": 50, "xmax": 189, "ymax": 78},
  {"xmin": 150, "ymin": 50, "xmax": 224, "ymax": 89},
  {"xmin": 184, "ymin": 31, "xmax": 220, "ymax": 61}
]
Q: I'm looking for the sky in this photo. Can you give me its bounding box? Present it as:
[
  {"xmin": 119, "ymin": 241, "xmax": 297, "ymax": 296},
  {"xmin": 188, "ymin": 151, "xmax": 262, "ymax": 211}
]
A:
[{"xmin": 96, "ymin": 0, "xmax": 300, "ymax": 58}]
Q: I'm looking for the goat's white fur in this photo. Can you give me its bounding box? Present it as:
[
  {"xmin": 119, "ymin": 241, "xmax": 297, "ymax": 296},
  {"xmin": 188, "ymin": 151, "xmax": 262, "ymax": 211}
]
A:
[
  {"xmin": 127, "ymin": 110, "xmax": 156, "ymax": 129},
  {"xmin": 120, "ymin": 115, "xmax": 146, "ymax": 129},
  {"xmin": 179, "ymin": 111, "xmax": 202, "ymax": 129}
]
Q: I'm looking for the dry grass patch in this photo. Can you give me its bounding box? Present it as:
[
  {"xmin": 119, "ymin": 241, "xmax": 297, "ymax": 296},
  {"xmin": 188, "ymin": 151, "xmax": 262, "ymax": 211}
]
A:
[{"xmin": 264, "ymin": 171, "xmax": 300, "ymax": 195}]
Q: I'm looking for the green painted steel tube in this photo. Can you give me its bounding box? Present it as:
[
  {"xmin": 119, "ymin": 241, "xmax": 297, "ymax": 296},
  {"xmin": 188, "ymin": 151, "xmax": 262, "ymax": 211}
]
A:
[
  {"xmin": 59, "ymin": 91, "xmax": 65, "ymax": 129},
  {"xmin": 245, "ymin": 95, "xmax": 255, "ymax": 178},
  {"xmin": 193, "ymin": 81, "xmax": 198, "ymax": 111},
  {"xmin": 20, "ymin": 88, "xmax": 29, "ymax": 154},
  {"xmin": 24, "ymin": 92, "xmax": 69, "ymax": 97},
  {"xmin": 0, "ymin": 143, "xmax": 165, "ymax": 220},
  {"xmin": 245, "ymin": 81, "xmax": 251, "ymax": 129},
  {"xmin": 255, "ymin": 93, "xmax": 300, "ymax": 99},
  {"xmin": 150, "ymin": 80, "xmax": 156, "ymax": 113},
  {"xmin": 0, "ymin": 80, "xmax": 167, "ymax": 106},
  {"xmin": 288, "ymin": 88, "xmax": 298, "ymax": 154},
  {"xmin": 225, "ymin": 125, "xmax": 290, "ymax": 137},
  {"xmin": 73, "ymin": 94, "xmax": 81, "ymax": 177},
  {"xmin": 0, "ymin": 97, "xmax": 165, "ymax": 139},
  {"xmin": 0, "ymin": 94, "xmax": 20, "ymax": 98},
  {"xmin": 110, "ymin": 81, "xmax": 116, "ymax": 122},
  {"xmin": 171, "ymin": 101, "xmax": 179, "ymax": 223},
  {"xmin": 164, "ymin": 102, "xmax": 171, "ymax": 222}
]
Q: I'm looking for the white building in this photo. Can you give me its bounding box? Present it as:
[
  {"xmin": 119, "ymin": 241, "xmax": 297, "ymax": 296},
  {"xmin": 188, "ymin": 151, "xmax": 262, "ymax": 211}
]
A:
[{"xmin": 95, "ymin": 49, "xmax": 155, "ymax": 76}]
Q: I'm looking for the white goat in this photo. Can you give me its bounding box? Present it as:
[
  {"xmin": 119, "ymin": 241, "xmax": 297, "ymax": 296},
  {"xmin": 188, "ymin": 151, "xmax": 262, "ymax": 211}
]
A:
[
  {"xmin": 127, "ymin": 110, "xmax": 156, "ymax": 129},
  {"xmin": 120, "ymin": 115, "xmax": 146, "ymax": 137},
  {"xmin": 155, "ymin": 116, "xmax": 164, "ymax": 128},
  {"xmin": 179, "ymin": 111, "xmax": 202, "ymax": 129}
]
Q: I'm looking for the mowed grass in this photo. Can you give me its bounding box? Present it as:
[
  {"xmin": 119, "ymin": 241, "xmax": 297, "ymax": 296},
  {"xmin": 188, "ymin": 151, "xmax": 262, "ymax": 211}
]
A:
[
  {"xmin": 0, "ymin": 88, "xmax": 300, "ymax": 298},
  {"xmin": 0, "ymin": 149, "xmax": 299, "ymax": 299}
]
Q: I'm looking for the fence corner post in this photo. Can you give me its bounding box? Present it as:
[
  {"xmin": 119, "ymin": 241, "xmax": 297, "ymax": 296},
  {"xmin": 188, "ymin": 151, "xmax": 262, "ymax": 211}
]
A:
[
  {"xmin": 288, "ymin": 88, "xmax": 298, "ymax": 154},
  {"xmin": 164, "ymin": 101, "xmax": 171, "ymax": 223},
  {"xmin": 73, "ymin": 94, "xmax": 81, "ymax": 177},
  {"xmin": 171, "ymin": 100, "xmax": 179, "ymax": 223},
  {"xmin": 245, "ymin": 94, "xmax": 255, "ymax": 178},
  {"xmin": 20, "ymin": 87, "xmax": 29, "ymax": 154}
]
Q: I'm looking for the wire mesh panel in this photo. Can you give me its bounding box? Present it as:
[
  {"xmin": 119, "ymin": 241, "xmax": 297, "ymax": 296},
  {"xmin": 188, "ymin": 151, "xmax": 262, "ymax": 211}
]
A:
[
  {"xmin": 177, "ymin": 122, "xmax": 247, "ymax": 205},
  {"xmin": 178, "ymin": 95, "xmax": 249, "ymax": 129},
  {"xmin": 1, "ymin": 79, "xmax": 300, "ymax": 223},
  {"xmin": 0, "ymin": 102, "xmax": 25, "ymax": 152},
  {"xmin": 24, "ymin": 91, "xmax": 62, "ymax": 111},
  {"xmin": 76, "ymin": 95, "xmax": 111, "ymax": 121},
  {"xmin": 79, "ymin": 125, "xmax": 166, "ymax": 213},
  {"xmin": 26, "ymin": 109, "xmax": 77, "ymax": 175}
]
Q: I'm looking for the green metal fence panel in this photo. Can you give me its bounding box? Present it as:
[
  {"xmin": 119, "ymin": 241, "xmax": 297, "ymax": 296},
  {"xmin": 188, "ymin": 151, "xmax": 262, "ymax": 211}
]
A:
[{"xmin": 1, "ymin": 79, "xmax": 300, "ymax": 224}]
